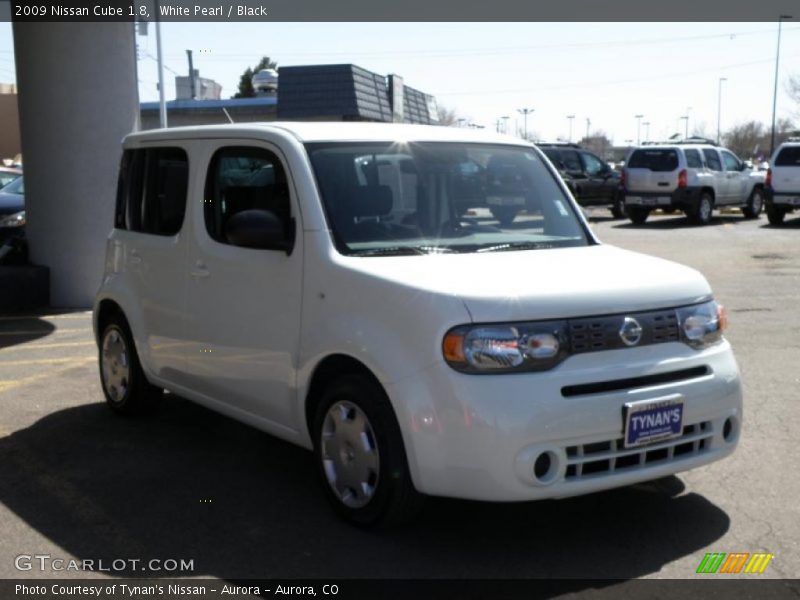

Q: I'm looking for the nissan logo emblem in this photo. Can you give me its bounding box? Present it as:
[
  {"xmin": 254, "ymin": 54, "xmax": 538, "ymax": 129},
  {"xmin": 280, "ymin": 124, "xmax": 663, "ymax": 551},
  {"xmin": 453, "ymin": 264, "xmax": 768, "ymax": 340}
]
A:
[{"xmin": 619, "ymin": 317, "xmax": 643, "ymax": 347}]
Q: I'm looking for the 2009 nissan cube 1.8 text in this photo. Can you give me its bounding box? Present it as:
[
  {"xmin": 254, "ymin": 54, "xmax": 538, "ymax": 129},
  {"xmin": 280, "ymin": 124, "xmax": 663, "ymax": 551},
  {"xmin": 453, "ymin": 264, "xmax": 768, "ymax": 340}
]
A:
[{"xmin": 93, "ymin": 123, "xmax": 742, "ymax": 526}]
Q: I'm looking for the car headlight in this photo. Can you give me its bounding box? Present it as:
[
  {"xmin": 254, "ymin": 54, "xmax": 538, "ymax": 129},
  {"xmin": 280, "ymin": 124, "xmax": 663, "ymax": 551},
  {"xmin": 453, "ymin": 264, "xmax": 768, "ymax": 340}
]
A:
[
  {"xmin": 677, "ymin": 300, "xmax": 727, "ymax": 349},
  {"xmin": 0, "ymin": 210, "xmax": 25, "ymax": 228},
  {"xmin": 443, "ymin": 321, "xmax": 569, "ymax": 374}
]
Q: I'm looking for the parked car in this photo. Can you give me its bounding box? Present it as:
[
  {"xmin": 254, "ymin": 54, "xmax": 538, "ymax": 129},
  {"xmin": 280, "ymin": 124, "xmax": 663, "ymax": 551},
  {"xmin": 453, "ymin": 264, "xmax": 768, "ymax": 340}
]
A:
[
  {"xmin": 0, "ymin": 175, "xmax": 25, "ymax": 243},
  {"xmin": 0, "ymin": 166, "xmax": 22, "ymax": 189},
  {"xmin": 538, "ymin": 143, "xmax": 625, "ymax": 218},
  {"xmin": 94, "ymin": 123, "xmax": 742, "ymax": 526},
  {"xmin": 765, "ymin": 139, "xmax": 800, "ymax": 225},
  {"xmin": 621, "ymin": 142, "xmax": 766, "ymax": 225}
]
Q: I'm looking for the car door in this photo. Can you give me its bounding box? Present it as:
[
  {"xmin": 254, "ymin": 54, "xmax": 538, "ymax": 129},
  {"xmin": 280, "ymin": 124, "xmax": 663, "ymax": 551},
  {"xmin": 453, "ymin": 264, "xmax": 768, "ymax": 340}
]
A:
[
  {"xmin": 701, "ymin": 148, "xmax": 726, "ymax": 202},
  {"xmin": 113, "ymin": 145, "xmax": 190, "ymax": 379},
  {"xmin": 560, "ymin": 149, "xmax": 586, "ymax": 199},
  {"xmin": 182, "ymin": 141, "xmax": 303, "ymax": 430},
  {"xmin": 579, "ymin": 151, "xmax": 610, "ymax": 203},
  {"xmin": 721, "ymin": 150, "xmax": 746, "ymax": 204}
]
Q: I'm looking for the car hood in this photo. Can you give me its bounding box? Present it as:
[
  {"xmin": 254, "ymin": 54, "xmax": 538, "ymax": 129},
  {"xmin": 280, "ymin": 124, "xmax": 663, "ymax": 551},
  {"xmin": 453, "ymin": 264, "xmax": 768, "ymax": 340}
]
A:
[
  {"xmin": 342, "ymin": 244, "xmax": 712, "ymax": 322},
  {"xmin": 0, "ymin": 192, "xmax": 24, "ymax": 215}
]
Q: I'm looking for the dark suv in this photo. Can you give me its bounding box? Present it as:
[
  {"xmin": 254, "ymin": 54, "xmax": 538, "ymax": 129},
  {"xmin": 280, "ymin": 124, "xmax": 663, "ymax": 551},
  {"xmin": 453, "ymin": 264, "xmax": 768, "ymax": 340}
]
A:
[{"xmin": 537, "ymin": 143, "xmax": 625, "ymax": 218}]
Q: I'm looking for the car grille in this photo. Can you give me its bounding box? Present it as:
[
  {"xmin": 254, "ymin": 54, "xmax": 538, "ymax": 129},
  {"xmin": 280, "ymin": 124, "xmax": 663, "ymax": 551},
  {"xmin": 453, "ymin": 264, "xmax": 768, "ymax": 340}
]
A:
[
  {"xmin": 563, "ymin": 421, "xmax": 712, "ymax": 481},
  {"xmin": 569, "ymin": 309, "xmax": 679, "ymax": 354}
]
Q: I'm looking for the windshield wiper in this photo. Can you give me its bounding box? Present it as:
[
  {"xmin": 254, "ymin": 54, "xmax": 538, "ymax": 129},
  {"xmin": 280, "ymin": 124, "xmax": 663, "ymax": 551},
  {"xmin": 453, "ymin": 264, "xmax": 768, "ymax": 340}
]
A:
[
  {"xmin": 351, "ymin": 245, "xmax": 455, "ymax": 257},
  {"xmin": 475, "ymin": 241, "xmax": 556, "ymax": 253}
]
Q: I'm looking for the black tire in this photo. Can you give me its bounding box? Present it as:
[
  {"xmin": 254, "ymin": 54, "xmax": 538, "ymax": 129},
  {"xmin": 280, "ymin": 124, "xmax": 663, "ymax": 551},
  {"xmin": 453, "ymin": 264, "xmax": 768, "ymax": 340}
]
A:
[
  {"xmin": 610, "ymin": 194, "xmax": 627, "ymax": 219},
  {"xmin": 98, "ymin": 314, "xmax": 162, "ymax": 415},
  {"xmin": 742, "ymin": 188, "xmax": 764, "ymax": 219},
  {"xmin": 766, "ymin": 203, "xmax": 787, "ymax": 225},
  {"xmin": 627, "ymin": 206, "xmax": 650, "ymax": 224},
  {"xmin": 312, "ymin": 374, "xmax": 423, "ymax": 527},
  {"xmin": 690, "ymin": 192, "xmax": 714, "ymax": 225},
  {"xmin": 490, "ymin": 206, "xmax": 519, "ymax": 226}
]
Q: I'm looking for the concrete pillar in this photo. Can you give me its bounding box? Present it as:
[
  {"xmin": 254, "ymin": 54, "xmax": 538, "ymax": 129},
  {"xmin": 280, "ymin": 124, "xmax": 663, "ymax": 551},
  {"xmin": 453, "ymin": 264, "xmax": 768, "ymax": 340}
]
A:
[{"xmin": 12, "ymin": 23, "xmax": 138, "ymax": 307}]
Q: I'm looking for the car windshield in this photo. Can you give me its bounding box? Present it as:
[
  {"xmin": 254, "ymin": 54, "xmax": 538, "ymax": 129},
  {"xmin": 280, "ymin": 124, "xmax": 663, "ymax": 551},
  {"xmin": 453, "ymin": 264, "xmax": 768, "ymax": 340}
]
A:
[
  {"xmin": 2, "ymin": 176, "xmax": 23, "ymax": 195},
  {"xmin": 305, "ymin": 142, "xmax": 589, "ymax": 256},
  {"xmin": 0, "ymin": 172, "xmax": 20, "ymax": 189}
]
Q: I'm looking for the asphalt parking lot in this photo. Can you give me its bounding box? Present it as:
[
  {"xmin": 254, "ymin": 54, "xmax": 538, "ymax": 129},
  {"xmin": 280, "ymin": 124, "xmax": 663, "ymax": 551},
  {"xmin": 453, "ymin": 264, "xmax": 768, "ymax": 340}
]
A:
[{"xmin": 0, "ymin": 208, "xmax": 798, "ymax": 585}]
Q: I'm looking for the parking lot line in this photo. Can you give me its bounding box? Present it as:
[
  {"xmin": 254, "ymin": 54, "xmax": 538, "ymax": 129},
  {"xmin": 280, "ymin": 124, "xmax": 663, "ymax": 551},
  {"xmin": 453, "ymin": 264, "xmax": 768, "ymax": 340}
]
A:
[
  {"xmin": 0, "ymin": 312, "xmax": 91, "ymax": 321},
  {"xmin": 0, "ymin": 328, "xmax": 93, "ymax": 336},
  {"xmin": 0, "ymin": 356, "xmax": 95, "ymax": 367},
  {"xmin": 0, "ymin": 357, "xmax": 96, "ymax": 394},
  {"xmin": 1, "ymin": 340, "xmax": 96, "ymax": 351}
]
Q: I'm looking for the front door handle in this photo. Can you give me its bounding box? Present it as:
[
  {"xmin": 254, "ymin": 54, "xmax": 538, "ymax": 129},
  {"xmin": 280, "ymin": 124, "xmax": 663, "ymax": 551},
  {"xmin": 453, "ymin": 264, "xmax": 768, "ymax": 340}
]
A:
[{"xmin": 190, "ymin": 261, "xmax": 210, "ymax": 279}]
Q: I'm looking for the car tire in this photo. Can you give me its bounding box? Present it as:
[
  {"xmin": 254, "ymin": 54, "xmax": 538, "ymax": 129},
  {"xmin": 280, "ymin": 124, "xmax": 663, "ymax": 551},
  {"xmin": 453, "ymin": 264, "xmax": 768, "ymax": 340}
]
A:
[
  {"xmin": 490, "ymin": 206, "xmax": 519, "ymax": 226},
  {"xmin": 690, "ymin": 193, "xmax": 714, "ymax": 225},
  {"xmin": 627, "ymin": 206, "xmax": 650, "ymax": 224},
  {"xmin": 742, "ymin": 188, "xmax": 764, "ymax": 219},
  {"xmin": 98, "ymin": 314, "xmax": 162, "ymax": 415},
  {"xmin": 766, "ymin": 203, "xmax": 786, "ymax": 225},
  {"xmin": 313, "ymin": 373, "xmax": 423, "ymax": 527},
  {"xmin": 610, "ymin": 194, "xmax": 627, "ymax": 219}
]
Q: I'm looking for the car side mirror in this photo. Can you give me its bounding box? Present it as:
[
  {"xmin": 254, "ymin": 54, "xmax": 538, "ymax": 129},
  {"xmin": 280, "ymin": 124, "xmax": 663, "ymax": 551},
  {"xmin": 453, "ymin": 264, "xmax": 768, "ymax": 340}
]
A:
[{"xmin": 224, "ymin": 209, "xmax": 295, "ymax": 254}]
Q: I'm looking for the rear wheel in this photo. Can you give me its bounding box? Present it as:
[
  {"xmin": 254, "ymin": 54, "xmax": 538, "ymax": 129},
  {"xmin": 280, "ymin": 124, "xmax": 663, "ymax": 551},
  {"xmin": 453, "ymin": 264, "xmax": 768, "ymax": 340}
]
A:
[
  {"xmin": 742, "ymin": 188, "xmax": 764, "ymax": 219},
  {"xmin": 627, "ymin": 206, "xmax": 650, "ymax": 224},
  {"xmin": 313, "ymin": 374, "xmax": 423, "ymax": 527},
  {"xmin": 490, "ymin": 206, "xmax": 519, "ymax": 226},
  {"xmin": 98, "ymin": 315, "xmax": 162, "ymax": 415},
  {"xmin": 766, "ymin": 203, "xmax": 787, "ymax": 225},
  {"xmin": 690, "ymin": 192, "xmax": 714, "ymax": 225}
]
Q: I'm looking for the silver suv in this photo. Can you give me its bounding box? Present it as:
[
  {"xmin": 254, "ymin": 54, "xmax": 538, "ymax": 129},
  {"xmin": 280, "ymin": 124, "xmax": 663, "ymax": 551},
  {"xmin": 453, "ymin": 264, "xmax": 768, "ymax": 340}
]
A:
[
  {"xmin": 765, "ymin": 139, "xmax": 800, "ymax": 225},
  {"xmin": 622, "ymin": 141, "xmax": 766, "ymax": 225}
]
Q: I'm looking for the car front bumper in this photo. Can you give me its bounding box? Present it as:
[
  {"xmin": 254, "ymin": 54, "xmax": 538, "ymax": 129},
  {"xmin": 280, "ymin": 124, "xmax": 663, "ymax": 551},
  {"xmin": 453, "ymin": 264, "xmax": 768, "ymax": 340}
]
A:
[{"xmin": 387, "ymin": 340, "xmax": 742, "ymax": 502}]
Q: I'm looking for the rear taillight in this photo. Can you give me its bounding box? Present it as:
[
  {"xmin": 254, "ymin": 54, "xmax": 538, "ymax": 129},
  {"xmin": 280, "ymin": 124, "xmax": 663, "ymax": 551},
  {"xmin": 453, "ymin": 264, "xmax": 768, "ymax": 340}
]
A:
[
  {"xmin": 678, "ymin": 169, "xmax": 688, "ymax": 188},
  {"xmin": 766, "ymin": 168, "xmax": 772, "ymax": 187}
]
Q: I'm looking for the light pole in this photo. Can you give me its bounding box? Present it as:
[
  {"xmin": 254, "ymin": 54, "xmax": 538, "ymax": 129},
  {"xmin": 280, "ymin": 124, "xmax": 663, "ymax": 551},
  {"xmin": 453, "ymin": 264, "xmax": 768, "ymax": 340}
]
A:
[
  {"xmin": 635, "ymin": 114, "xmax": 644, "ymax": 145},
  {"xmin": 567, "ymin": 115, "xmax": 575, "ymax": 142},
  {"xmin": 501, "ymin": 115, "xmax": 510, "ymax": 134},
  {"xmin": 770, "ymin": 15, "xmax": 793, "ymax": 155},
  {"xmin": 517, "ymin": 108, "xmax": 534, "ymax": 139},
  {"xmin": 585, "ymin": 118, "xmax": 591, "ymax": 141},
  {"xmin": 717, "ymin": 77, "xmax": 727, "ymax": 144},
  {"xmin": 642, "ymin": 121, "xmax": 650, "ymax": 143},
  {"xmin": 680, "ymin": 115, "xmax": 689, "ymax": 139}
]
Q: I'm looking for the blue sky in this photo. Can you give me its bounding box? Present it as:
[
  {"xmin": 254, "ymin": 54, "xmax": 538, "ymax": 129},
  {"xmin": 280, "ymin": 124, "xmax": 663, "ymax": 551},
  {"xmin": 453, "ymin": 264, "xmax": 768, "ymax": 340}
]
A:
[{"xmin": 1, "ymin": 22, "xmax": 799, "ymax": 144}]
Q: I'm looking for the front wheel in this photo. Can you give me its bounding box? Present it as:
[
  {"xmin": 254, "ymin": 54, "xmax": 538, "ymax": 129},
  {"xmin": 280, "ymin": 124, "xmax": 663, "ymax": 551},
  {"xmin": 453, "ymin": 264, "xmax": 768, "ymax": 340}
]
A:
[
  {"xmin": 627, "ymin": 206, "xmax": 650, "ymax": 224},
  {"xmin": 98, "ymin": 315, "xmax": 162, "ymax": 415},
  {"xmin": 313, "ymin": 374, "xmax": 423, "ymax": 527},
  {"xmin": 742, "ymin": 188, "xmax": 764, "ymax": 219},
  {"xmin": 766, "ymin": 203, "xmax": 787, "ymax": 225}
]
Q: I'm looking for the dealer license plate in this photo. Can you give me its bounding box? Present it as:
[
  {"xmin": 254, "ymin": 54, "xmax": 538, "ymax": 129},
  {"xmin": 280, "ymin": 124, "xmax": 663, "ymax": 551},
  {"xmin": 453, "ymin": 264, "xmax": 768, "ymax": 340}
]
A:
[{"xmin": 623, "ymin": 396, "xmax": 684, "ymax": 448}]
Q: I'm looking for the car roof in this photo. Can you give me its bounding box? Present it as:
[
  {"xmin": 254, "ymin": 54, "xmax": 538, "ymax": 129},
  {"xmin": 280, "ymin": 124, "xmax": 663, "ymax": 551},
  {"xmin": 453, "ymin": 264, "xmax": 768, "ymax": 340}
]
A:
[{"xmin": 124, "ymin": 122, "xmax": 530, "ymax": 146}]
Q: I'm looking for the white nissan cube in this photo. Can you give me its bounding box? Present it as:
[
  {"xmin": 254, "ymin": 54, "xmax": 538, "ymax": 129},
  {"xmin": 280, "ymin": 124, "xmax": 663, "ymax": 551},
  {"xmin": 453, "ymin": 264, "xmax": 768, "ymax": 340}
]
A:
[{"xmin": 94, "ymin": 123, "xmax": 742, "ymax": 526}]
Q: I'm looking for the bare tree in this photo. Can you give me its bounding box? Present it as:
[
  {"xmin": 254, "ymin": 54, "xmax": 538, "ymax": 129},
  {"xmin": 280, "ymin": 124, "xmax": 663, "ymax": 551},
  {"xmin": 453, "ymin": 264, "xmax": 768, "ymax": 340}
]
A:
[
  {"xmin": 578, "ymin": 131, "xmax": 613, "ymax": 159},
  {"xmin": 437, "ymin": 104, "xmax": 461, "ymax": 127}
]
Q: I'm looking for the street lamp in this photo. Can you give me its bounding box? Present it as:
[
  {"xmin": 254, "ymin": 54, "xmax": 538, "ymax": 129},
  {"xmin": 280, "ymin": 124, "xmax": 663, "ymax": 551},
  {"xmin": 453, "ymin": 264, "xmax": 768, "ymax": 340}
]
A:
[
  {"xmin": 635, "ymin": 114, "xmax": 644, "ymax": 145},
  {"xmin": 642, "ymin": 121, "xmax": 651, "ymax": 143},
  {"xmin": 717, "ymin": 77, "xmax": 727, "ymax": 144},
  {"xmin": 501, "ymin": 115, "xmax": 510, "ymax": 134},
  {"xmin": 770, "ymin": 15, "xmax": 793, "ymax": 155},
  {"xmin": 679, "ymin": 115, "xmax": 689, "ymax": 139},
  {"xmin": 585, "ymin": 118, "xmax": 591, "ymax": 141},
  {"xmin": 517, "ymin": 108, "xmax": 534, "ymax": 139},
  {"xmin": 567, "ymin": 115, "xmax": 575, "ymax": 142}
]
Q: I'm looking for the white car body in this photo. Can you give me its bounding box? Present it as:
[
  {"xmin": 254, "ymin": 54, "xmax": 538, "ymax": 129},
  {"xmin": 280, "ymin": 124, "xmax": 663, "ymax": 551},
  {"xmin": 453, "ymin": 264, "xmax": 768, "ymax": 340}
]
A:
[
  {"xmin": 768, "ymin": 141, "xmax": 800, "ymax": 209},
  {"xmin": 94, "ymin": 122, "xmax": 742, "ymax": 505}
]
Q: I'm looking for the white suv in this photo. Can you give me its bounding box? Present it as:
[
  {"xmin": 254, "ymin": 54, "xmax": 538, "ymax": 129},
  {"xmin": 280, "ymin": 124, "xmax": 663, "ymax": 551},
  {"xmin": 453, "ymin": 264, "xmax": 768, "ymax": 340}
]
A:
[
  {"xmin": 622, "ymin": 142, "xmax": 766, "ymax": 225},
  {"xmin": 765, "ymin": 139, "xmax": 800, "ymax": 225},
  {"xmin": 94, "ymin": 123, "xmax": 742, "ymax": 525}
]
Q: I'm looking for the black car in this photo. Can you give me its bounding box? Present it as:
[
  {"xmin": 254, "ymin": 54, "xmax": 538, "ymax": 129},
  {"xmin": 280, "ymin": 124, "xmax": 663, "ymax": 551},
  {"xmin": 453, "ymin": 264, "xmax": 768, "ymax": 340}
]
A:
[
  {"xmin": 537, "ymin": 143, "xmax": 625, "ymax": 218},
  {"xmin": 0, "ymin": 175, "xmax": 25, "ymax": 243}
]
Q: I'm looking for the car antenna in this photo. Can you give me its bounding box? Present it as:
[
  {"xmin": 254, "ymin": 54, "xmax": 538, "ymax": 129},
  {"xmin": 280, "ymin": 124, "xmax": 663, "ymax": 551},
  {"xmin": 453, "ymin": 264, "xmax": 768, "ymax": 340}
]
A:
[{"xmin": 222, "ymin": 107, "xmax": 234, "ymax": 124}]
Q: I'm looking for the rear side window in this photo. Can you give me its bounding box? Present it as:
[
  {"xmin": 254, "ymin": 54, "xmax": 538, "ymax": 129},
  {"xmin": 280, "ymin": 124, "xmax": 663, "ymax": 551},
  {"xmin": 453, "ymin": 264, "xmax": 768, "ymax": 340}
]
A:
[
  {"xmin": 702, "ymin": 149, "xmax": 722, "ymax": 171},
  {"xmin": 775, "ymin": 146, "xmax": 800, "ymax": 166},
  {"xmin": 560, "ymin": 150, "xmax": 582, "ymax": 171},
  {"xmin": 115, "ymin": 147, "xmax": 189, "ymax": 236},
  {"xmin": 204, "ymin": 146, "xmax": 290, "ymax": 244},
  {"xmin": 627, "ymin": 149, "xmax": 679, "ymax": 172},
  {"xmin": 684, "ymin": 149, "xmax": 703, "ymax": 168}
]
